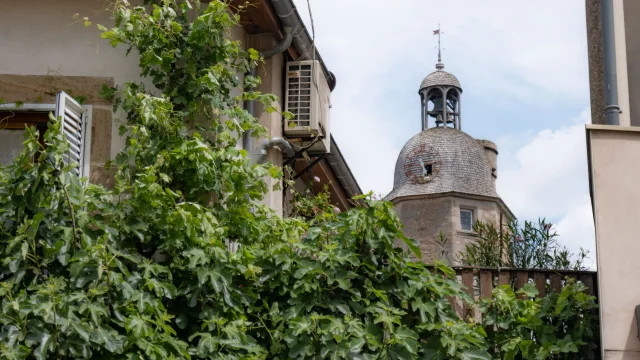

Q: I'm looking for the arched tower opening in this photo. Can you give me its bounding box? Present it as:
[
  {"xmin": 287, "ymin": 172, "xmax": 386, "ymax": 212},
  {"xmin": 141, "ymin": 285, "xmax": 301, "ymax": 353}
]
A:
[{"xmin": 419, "ymin": 65, "xmax": 462, "ymax": 131}]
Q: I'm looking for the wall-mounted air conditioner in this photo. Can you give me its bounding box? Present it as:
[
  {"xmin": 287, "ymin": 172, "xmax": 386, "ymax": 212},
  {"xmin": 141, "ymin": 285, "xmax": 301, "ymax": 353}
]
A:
[{"xmin": 284, "ymin": 60, "xmax": 331, "ymax": 154}]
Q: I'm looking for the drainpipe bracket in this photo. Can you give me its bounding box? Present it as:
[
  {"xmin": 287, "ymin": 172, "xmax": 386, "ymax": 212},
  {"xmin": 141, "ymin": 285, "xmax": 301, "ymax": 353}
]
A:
[
  {"xmin": 248, "ymin": 149, "xmax": 268, "ymax": 165},
  {"xmin": 603, "ymin": 105, "xmax": 622, "ymax": 114}
]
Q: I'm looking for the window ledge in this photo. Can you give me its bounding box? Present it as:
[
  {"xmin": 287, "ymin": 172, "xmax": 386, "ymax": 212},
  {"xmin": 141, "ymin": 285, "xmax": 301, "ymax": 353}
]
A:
[{"xmin": 457, "ymin": 230, "xmax": 479, "ymax": 238}]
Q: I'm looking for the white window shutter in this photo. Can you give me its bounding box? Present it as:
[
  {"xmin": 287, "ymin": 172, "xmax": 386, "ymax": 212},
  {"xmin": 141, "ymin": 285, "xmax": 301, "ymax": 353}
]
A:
[{"xmin": 55, "ymin": 92, "xmax": 89, "ymax": 177}]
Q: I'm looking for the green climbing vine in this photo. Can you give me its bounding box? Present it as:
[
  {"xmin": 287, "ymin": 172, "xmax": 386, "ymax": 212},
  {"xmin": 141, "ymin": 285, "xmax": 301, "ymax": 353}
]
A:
[{"xmin": 0, "ymin": 1, "xmax": 598, "ymax": 359}]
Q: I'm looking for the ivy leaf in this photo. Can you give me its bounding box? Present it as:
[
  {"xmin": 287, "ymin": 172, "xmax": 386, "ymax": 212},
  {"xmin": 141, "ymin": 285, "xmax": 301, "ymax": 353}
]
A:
[
  {"xmin": 389, "ymin": 344, "xmax": 413, "ymax": 360},
  {"xmin": 459, "ymin": 349, "xmax": 492, "ymax": 360},
  {"xmin": 71, "ymin": 321, "xmax": 92, "ymax": 341},
  {"xmin": 91, "ymin": 327, "xmax": 123, "ymax": 353},
  {"xmin": 288, "ymin": 339, "xmax": 312, "ymax": 358},
  {"xmin": 32, "ymin": 332, "xmax": 52, "ymax": 360},
  {"xmin": 175, "ymin": 314, "xmax": 188, "ymax": 330},
  {"xmin": 519, "ymin": 283, "xmax": 539, "ymax": 298}
]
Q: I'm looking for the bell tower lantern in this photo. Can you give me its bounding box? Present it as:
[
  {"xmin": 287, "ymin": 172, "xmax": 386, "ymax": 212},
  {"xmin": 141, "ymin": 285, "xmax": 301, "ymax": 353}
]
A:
[{"xmin": 419, "ymin": 28, "xmax": 463, "ymax": 131}]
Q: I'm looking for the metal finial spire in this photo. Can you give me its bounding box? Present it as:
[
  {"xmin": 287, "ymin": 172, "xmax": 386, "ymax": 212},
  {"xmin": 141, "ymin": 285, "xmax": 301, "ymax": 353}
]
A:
[{"xmin": 434, "ymin": 24, "xmax": 444, "ymax": 70}]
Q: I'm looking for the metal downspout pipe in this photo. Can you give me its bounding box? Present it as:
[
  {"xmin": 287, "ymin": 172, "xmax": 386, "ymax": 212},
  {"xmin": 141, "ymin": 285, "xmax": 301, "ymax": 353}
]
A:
[
  {"xmin": 268, "ymin": 0, "xmax": 336, "ymax": 90},
  {"xmin": 242, "ymin": 67, "xmax": 257, "ymax": 151},
  {"xmin": 242, "ymin": 27, "xmax": 294, "ymax": 156},
  {"xmin": 601, "ymin": 0, "xmax": 621, "ymax": 125},
  {"xmin": 257, "ymin": 137, "xmax": 295, "ymax": 164},
  {"xmin": 232, "ymin": 28, "xmax": 295, "ymax": 250}
]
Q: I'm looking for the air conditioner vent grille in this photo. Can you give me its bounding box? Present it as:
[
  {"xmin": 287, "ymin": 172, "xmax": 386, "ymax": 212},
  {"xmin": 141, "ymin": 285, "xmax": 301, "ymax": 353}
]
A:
[
  {"xmin": 287, "ymin": 64, "xmax": 314, "ymax": 128},
  {"xmin": 284, "ymin": 60, "xmax": 331, "ymax": 154}
]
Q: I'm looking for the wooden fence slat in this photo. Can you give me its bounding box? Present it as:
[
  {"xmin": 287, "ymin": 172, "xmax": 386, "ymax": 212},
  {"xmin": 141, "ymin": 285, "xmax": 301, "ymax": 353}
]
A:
[
  {"xmin": 550, "ymin": 274, "xmax": 562, "ymax": 293},
  {"xmin": 498, "ymin": 271, "xmax": 510, "ymax": 286},
  {"xmin": 461, "ymin": 269, "xmax": 475, "ymax": 316},
  {"xmin": 516, "ymin": 272, "xmax": 528, "ymax": 298},
  {"xmin": 447, "ymin": 296, "xmax": 458, "ymax": 316},
  {"xmin": 445, "ymin": 267, "xmax": 598, "ymax": 318},
  {"xmin": 480, "ymin": 270, "xmax": 493, "ymax": 299},
  {"xmin": 581, "ymin": 274, "xmax": 595, "ymax": 296},
  {"xmin": 534, "ymin": 273, "xmax": 546, "ymax": 298},
  {"xmin": 516, "ymin": 271, "xmax": 529, "ymax": 289}
]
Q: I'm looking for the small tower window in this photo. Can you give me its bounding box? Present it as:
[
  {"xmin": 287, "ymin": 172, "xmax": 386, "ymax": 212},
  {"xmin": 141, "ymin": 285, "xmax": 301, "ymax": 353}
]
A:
[
  {"xmin": 460, "ymin": 209, "xmax": 473, "ymax": 231},
  {"xmin": 423, "ymin": 163, "xmax": 433, "ymax": 176}
]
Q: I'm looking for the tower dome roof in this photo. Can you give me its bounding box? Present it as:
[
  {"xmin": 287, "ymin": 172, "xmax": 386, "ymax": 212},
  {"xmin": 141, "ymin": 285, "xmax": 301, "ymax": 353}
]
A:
[
  {"xmin": 385, "ymin": 127, "xmax": 497, "ymax": 201},
  {"xmin": 420, "ymin": 69, "xmax": 462, "ymax": 91}
]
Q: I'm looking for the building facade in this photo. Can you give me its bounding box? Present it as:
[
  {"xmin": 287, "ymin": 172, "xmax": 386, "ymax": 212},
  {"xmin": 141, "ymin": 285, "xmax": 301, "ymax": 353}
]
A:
[
  {"xmin": 0, "ymin": 0, "xmax": 360, "ymax": 216},
  {"xmin": 586, "ymin": 0, "xmax": 640, "ymax": 358},
  {"xmin": 385, "ymin": 56, "xmax": 513, "ymax": 264}
]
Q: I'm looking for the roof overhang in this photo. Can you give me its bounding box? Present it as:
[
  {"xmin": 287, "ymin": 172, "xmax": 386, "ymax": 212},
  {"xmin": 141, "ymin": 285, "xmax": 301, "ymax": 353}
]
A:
[
  {"xmin": 229, "ymin": 0, "xmax": 334, "ymax": 89},
  {"xmin": 293, "ymin": 135, "xmax": 362, "ymax": 211}
]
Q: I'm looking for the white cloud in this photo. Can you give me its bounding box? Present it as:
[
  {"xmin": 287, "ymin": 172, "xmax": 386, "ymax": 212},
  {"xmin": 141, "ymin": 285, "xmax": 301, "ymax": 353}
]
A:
[
  {"xmin": 497, "ymin": 108, "xmax": 595, "ymax": 261},
  {"xmin": 289, "ymin": 0, "xmax": 595, "ymax": 266},
  {"xmin": 292, "ymin": 0, "xmax": 589, "ymax": 195},
  {"xmin": 555, "ymin": 195, "xmax": 596, "ymax": 269}
]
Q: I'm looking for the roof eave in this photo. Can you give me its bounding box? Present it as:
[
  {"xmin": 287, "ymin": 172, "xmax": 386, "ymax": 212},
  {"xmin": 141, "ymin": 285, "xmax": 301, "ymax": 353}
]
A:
[
  {"xmin": 388, "ymin": 191, "xmax": 516, "ymax": 220},
  {"xmin": 325, "ymin": 135, "xmax": 362, "ymax": 199}
]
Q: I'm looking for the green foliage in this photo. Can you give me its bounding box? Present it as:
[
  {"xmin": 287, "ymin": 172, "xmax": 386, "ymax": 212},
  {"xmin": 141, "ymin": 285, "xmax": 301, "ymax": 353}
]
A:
[
  {"xmin": 480, "ymin": 281, "xmax": 599, "ymax": 359},
  {"xmin": 460, "ymin": 220, "xmax": 590, "ymax": 270},
  {"xmin": 0, "ymin": 1, "xmax": 597, "ymax": 359},
  {"xmin": 0, "ymin": 118, "xmax": 492, "ymax": 358}
]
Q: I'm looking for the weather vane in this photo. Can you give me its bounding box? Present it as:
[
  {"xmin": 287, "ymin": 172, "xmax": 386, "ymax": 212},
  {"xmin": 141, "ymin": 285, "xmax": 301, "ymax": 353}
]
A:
[{"xmin": 433, "ymin": 24, "xmax": 444, "ymax": 70}]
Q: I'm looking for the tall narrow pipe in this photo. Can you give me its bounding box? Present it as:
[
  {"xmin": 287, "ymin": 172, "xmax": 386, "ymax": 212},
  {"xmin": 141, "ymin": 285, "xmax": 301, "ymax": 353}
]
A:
[
  {"xmin": 242, "ymin": 67, "xmax": 257, "ymax": 151},
  {"xmin": 601, "ymin": 0, "xmax": 621, "ymax": 125},
  {"xmin": 268, "ymin": 0, "xmax": 336, "ymax": 90},
  {"xmin": 243, "ymin": 27, "xmax": 294, "ymax": 153}
]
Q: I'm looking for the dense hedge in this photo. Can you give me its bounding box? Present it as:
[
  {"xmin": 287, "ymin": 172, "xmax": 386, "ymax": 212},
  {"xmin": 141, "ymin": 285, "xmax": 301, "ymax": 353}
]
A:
[{"xmin": 0, "ymin": 1, "xmax": 598, "ymax": 359}]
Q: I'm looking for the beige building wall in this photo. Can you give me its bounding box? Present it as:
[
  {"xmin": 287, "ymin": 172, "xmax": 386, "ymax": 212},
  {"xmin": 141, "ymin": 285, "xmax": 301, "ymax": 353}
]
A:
[
  {"xmin": 586, "ymin": 0, "xmax": 640, "ymax": 126},
  {"xmin": 623, "ymin": 0, "xmax": 640, "ymax": 127},
  {"xmin": 586, "ymin": 1, "xmax": 640, "ymax": 356},
  {"xmin": 247, "ymin": 34, "xmax": 285, "ymax": 215},
  {"xmin": 0, "ymin": 0, "xmax": 285, "ymax": 213},
  {"xmin": 587, "ymin": 125, "xmax": 640, "ymax": 359},
  {"xmin": 393, "ymin": 194, "xmax": 506, "ymax": 264}
]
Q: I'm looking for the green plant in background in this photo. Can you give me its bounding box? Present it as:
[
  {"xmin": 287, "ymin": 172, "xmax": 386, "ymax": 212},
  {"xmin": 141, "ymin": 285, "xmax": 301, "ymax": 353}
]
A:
[
  {"xmin": 461, "ymin": 219, "xmax": 590, "ymax": 270},
  {"xmin": 480, "ymin": 281, "xmax": 599, "ymax": 359},
  {"xmin": 0, "ymin": 0, "xmax": 598, "ymax": 358},
  {"xmin": 0, "ymin": 1, "xmax": 487, "ymax": 358}
]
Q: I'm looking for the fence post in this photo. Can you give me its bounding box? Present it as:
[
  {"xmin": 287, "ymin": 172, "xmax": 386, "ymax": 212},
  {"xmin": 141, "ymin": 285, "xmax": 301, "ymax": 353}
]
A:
[
  {"xmin": 534, "ymin": 273, "xmax": 546, "ymax": 298},
  {"xmin": 516, "ymin": 272, "xmax": 528, "ymax": 298},
  {"xmin": 480, "ymin": 270, "xmax": 493, "ymax": 299},
  {"xmin": 499, "ymin": 271, "xmax": 510, "ymax": 287},
  {"xmin": 580, "ymin": 274, "xmax": 595, "ymax": 296},
  {"xmin": 550, "ymin": 274, "xmax": 562, "ymax": 293},
  {"xmin": 462, "ymin": 269, "xmax": 475, "ymax": 318}
]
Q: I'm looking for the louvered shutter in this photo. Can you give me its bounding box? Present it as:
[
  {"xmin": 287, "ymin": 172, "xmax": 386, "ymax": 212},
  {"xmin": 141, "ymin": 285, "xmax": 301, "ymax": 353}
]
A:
[{"xmin": 55, "ymin": 92, "xmax": 88, "ymax": 177}]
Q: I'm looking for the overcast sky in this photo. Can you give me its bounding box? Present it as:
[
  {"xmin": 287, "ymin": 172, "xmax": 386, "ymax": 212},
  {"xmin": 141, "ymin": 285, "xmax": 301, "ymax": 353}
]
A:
[{"xmin": 292, "ymin": 0, "xmax": 594, "ymax": 265}]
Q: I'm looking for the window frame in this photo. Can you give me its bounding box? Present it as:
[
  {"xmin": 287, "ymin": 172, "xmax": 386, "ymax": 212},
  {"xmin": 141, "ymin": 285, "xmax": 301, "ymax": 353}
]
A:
[
  {"xmin": 460, "ymin": 208, "xmax": 474, "ymax": 232},
  {"xmin": 0, "ymin": 102, "xmax": 93, "ymax": 178}
]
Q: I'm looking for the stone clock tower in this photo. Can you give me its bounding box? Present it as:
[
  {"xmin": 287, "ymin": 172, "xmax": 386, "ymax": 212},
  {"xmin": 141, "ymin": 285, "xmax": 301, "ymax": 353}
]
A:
[{"xmin": 385, "ymin": 55, "xmax": 513, "ymax": 265}]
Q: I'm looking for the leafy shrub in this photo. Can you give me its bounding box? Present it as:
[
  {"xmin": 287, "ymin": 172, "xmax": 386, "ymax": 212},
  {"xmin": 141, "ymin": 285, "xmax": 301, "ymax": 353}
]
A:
[
  {"xmin": 0, "ymin": 1, "xmax": 598, "ymax": 359},
  {"xmin": 480, "ymin": 281, "xmax": 599, "ymax": 359},
  {"xmin": 461, "ymin": 220, "xmax": 590, "ymax": 270}
]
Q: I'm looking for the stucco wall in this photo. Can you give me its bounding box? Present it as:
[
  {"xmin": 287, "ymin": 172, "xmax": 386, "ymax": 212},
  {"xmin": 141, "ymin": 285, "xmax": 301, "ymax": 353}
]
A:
[
  {"xmin": 588, "ymin": 125, "xmax": 640, "ymax": 358},
  {"xmin": 0, "ymin": 0, "xmax": 286, "ymax": 212},
  {"xmin": 0, "ymin": 0, "xmax": 148, "ymax": 158},
  {"xmin": 624, "ymin": 0, "xmax": 640, "ymax": 126},
  {"xmin": 586, "ymin": 0, "xmax": 606, "ymax": 125},
  {"xmin": 247, "ymin": 34, "xmax": 285, "ymax": 215},
  {"xmin": 393, "ymin": 194, "xmax": 504, "ymax": 264}
]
